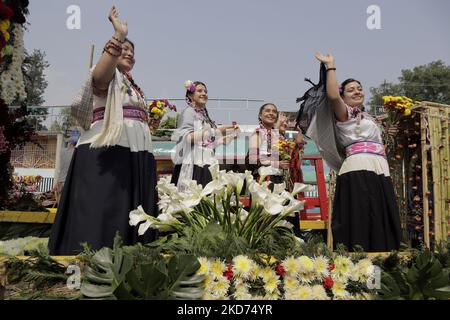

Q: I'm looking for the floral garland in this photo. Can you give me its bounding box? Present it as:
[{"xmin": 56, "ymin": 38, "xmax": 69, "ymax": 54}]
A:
[
  {"xmin": 196, "ymin": 254, "xmax": 376, "ymax": 300},
  {"xmin": 0, "ymin": 22, "xmax": 27, "ymax": 104}
]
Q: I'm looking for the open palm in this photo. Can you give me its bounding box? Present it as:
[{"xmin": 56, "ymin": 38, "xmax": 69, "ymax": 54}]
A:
[
  {"xmin": 315, "ymin": 52, "xmax": 334, "ymax": 65},
  {"xmin": 108, "ymin": 6, "xmax": 128, "ymax": 37}
]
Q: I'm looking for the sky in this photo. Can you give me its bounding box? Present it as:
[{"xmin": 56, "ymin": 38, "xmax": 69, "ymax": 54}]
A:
[{"xmin": 23, "ymin": 0, "xmax": 450, "ymax": 124}]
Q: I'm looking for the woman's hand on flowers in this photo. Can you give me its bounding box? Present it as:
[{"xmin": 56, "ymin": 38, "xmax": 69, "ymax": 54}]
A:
[
  {"xmin": 279, "ymin": 160, "xmax": 290, "ymax": 170},
  {"xmin": 387, "ymin": 124, "xmax": 399, "ymax": 137},
  {"xmin": 315, "ymin": 52, "xmax": 335, "ymax": 68},
  {"xmin": 108, "ymin": 6, "xmax": 128, "ymax": 39},
  {"xmin": 216, "ymin": 125, "xmax": 237, "ymax": 136},
  {"xmin": 149, "ymin": 118, "xmax": 161, "ymax": 130}
]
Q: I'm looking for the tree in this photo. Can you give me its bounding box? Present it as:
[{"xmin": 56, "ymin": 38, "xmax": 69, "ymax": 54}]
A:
[
  {"xmin": 368, "ymin": 60, "xmax": 450, "ymax": 113},
  {"xmin": 11, "ymin": 49, "xmax": 50, "ymax": 131}
]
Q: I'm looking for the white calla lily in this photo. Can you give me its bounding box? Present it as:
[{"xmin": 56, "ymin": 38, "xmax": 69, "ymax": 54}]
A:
[
  {"xmin": 291, "ymin": 182, "xmax": 315, "ymax": 196},
  {"xmin": 138, "ymin": 220, "xmax": 153, "ymax": 235},
  {"xmin": 263, "ymin": 194, "xmax": 285, "ymax": 215},
  {"xmin": 129, "ymin": 205, "xmax": 150, "ymax": 226}
]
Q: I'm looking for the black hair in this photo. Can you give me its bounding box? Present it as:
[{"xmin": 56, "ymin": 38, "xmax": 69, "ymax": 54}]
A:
[
  {"xmin": 340, "ymin": 78, "xmax": 365, "ymax": 111},
  {"xmin": 185, "ymin": 81, "xmax": 207, "ymax": 100},
  {"xmin": 339, "ymin": 78, "xmax": 362, "ymax": 96},
  {"xmin": 124, "ymin": 38, "xmax": 134, "ymax": 49}
]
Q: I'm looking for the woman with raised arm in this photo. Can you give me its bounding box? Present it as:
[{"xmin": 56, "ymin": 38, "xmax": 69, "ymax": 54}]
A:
[
  {"xmin": 49, "ymin": 7, "xmax": 158, "ymax": 255},
  {"xmin": 315, "ymin": 52, "xmax": 401, "ymax": 252},
  {"xmin": 171, "ymin": 80, "xmax": 236, "ymax": 189}
]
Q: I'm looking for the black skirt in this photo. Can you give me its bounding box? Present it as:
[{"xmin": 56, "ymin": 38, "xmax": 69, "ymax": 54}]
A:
[
  {"xmin": 171, "ymin": 164, "xmax": 212, "ymax": 187},
  {"xmin": 332, "ymin": 170, "xmax": 401, "ymax": 252},
  {"xmin": 48, "ymin": 144, "xmax": 158, "ymax": 255}
]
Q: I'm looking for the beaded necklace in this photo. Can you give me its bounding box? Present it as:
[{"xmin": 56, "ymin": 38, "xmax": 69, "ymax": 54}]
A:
[{"xmin": 256, "ymin": 123, "xmax": 273, "ymax": 156}]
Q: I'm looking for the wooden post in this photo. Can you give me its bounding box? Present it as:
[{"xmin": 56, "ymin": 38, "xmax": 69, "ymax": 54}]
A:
[
  {"xmin": 53, "ymin": 133, "xmax": 64, "ymax": 186},
  {"xmin": 421, "ymin": 112, "xmax": 430, "ymax": 248},
  {"xmin": 89, "ymin": 44, "xmax": 95, "ymax": 69},
  {"xmin": 430, "ymin": 107, "xmax": 443, "ymax": 243},
  {"xmin": 326, "ymin": 171, "xmax": 335, "ymax": 250},
  {"xmin": 439, "ymin": 107, "xmax": 450, "ymax": 242}
]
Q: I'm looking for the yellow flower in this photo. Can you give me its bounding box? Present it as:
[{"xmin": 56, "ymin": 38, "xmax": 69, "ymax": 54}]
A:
[
  {"xmin": 258, "ymin": 267, "xmax": 276, "ymax": 281},
  {"xmin": 282, "ymin": 256, "xmax": 301, "ymax": 276},
  {"xmin": 213, "ymin": 276, "xmax": 230, "ymax": 296},
  {"xmin": 263, "ymin": 276, "xmax": 279, "ymax": 293},
  {"xmin": 263, "ymin": 290, "xmax": 279, "ymax": 300},
  {"xmin": 295, "ymin": 285, "xmax": 312, "ymax": 300},
  {"xmin": 311, "ymin": 285, "xmax": 330, "ymax": 300},
  {"xmin": 210, "ymin": 259, "xmax": 226, "ymax": 278},
  {"xmin": 313, "ymin": 256, "xmax": 330, "ymax": 277},
  {"xmin": 259, "ymin": 253, "xmax": 277, "ymax": 266},
  {"xmin": 404, "ymin": 109, "xmax": 412, "ymax": 116},
  {"xmin": 0, "ymin": 20, "xmax": 10, "ymax": 32},
  {"xmin": 332, "ymin": 282, "xmax": 350, "ymax": 299},
  {"xmin": 333, "ymin": 256, "xmax": 353, "ymax": 274},
  {"xmin": 298, "ymin": 256, "xmax": 314, "ymax": 273},
  {"xmin": 151, "ymin": 107, "xmax": 160, "ymax": 114},
  {"xmin": 197, "ymin": 257, "xmax": 211, "ymax": 275},
  {"xmin": 2, "ymin": 31, "xmax": 10, "ymax": 42},
  {"xmin": 232, "ymin": 255, "xmax": 254, "ymax": 279},
  {"xmin": 298, "ymin": 272, "xmax": 316, "ymax": 284},
  {"xmin": 234, "ymin": 290, "xmax": 252, "ymax": 300},
  {"xmin": 283, "ymin": 276, "xmax": 298, "ymax": 291}
]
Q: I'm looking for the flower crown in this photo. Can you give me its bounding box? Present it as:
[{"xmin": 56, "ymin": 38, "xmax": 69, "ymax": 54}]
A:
[{"xmin": 184, "ymin": 80, "xmax": 196, "ymax": 93}]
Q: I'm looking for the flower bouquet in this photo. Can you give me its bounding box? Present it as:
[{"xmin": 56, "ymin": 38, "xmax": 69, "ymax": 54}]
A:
[
  {"xmin": 278, "ymin": 139, "xmax": 296, "ymax": 191},
  {"xmin": 129, "ymin": 160, "xmax": 315, "ymax": 249},
  {"xmin": 146, "ymin": 99, "xmax": 177, "ymax": 132},
  {"xmin": 382, "ymin": 95, "xmax": 416, "ymax": 153}
]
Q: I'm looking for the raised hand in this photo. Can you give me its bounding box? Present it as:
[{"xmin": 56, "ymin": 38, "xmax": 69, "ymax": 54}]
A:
[
  {"xmin": 314, "ymin": 52, "xmax": 335, "ymax": 68},
  {"xmin": 108, "ymin": 6, "xmax": 128, "ymax": 39},
  {"xmin": 217, "ymin": 124, "xmax": 237, "ymax": 136}
]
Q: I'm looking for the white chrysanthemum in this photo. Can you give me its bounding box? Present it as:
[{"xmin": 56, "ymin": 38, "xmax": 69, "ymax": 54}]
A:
[
  {"xmin": 298, "ymin": 272, "xmax": 317, "ymax": 284},
  {"xmin": 332, "ymin": 282, "xmax": 350, "ymax": 300},
  {"xmin": 234, "ymin": 290, "xmax": 252, "ymax": 300},
  {"xmin": 203, "ymin": 275, "xmax": 214, "ymax": 289},
  {"xmin": 354, "ymin": 258, "xmax": 375, "ymax": 282},
  {"xmin": 232, "ymin": 255, "xmax": 255, "ymax": 279},
  {"xmin": 258, "ymin": 267, "xmax": 277, "ymax": 282},
  {"xmin": 263, "ymin": 275, "xmax": 280, "ymax": 293},
  {"xmin": 211, "ymin": 276, "xmax": 230, "ymax": 297},
  {"xmin": 197, "ymin": 257, "xmax": 211, "ymax": 276},
  {"xmin": 298, "ymin": 256, "xmax": 315, "ymax": 274},
  {"xmin": 283, "ymin": 276, "xmax": 299, "ymax": 291},
  {"xmin": 210, "ymin": 259, "xmax": 226, "ymax": 279},
  {"xmin": 263, "ymin": 290, "xmax": 280, "ymax": 300},
  {"xmin": 282, "ymin": 256, "xmax": 301, "ymax": 276},
  {"xmin": 311, "ymin": 285, "xmax": 330, "ymax": 300},
  {"xmin": 314, "ymin": 256, "xmax": 330, "ymax": 277},
  {"xmin": 295, "ymin": 285, "xmax": 313, "ymax": 300},
  {"xmin": 332, "ymin": 256, "xmax": 353, "ymax": 282}
]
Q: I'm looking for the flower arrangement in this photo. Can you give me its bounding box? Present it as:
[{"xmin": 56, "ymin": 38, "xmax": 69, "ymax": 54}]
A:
[
  {"xmin": 278, "ymin": 139, "xmax": 295, "ymax": 161},
  {"xmin": 146, "ymin": 99, "xmax": 177, "ymax": 121},
  {"xmin": 382, "ymin": 95, "xmax": 415, "ymax": 122},
  {"xmin": 196, "ymin": 254, "xmax": 376, "ymax": 300},
  {"xmin": 129, "ymin": 160, "xmax": 314, "ymax": 248},
  {"xmin": 184, "ymin": 80, "xmax": 196, "ymax": 93},
  {"xmin": 0, "ymin": 2, "xmax": 27, "ymax": 104}
]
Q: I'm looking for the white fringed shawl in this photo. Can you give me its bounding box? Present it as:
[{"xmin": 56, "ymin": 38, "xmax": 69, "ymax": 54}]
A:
[{"xmin": 71, "ymin": 67, "xmax": 124, "ymax": 148}]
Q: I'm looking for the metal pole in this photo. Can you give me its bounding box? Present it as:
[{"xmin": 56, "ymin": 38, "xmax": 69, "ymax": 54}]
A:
[{"xmin": 89, "ymin": 45, "xmax": 95, "ymax": 69}]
